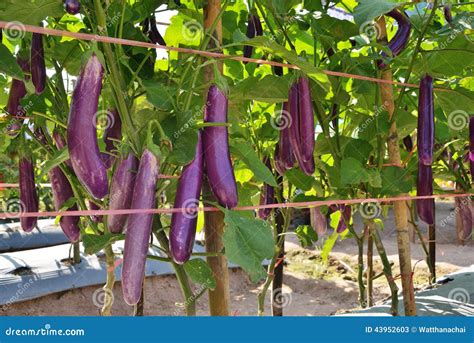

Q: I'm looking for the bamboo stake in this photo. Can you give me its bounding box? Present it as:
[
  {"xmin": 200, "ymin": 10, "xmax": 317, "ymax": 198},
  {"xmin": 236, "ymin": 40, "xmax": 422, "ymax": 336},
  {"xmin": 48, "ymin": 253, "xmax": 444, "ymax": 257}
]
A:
[
  {"xmin": 428, "ymin": 224, "xmax": 436, "ymax": 283},
  {"xmin": 203, "ymin": 0, "xmax": 230, "ymax": 316},
  {"xmin": 377, "ymin": 17, "xmax": 416, "ymax": 316},
  {"xmin": 272, "ymin": 181, "xmax": 285, "ymax": 316},
  {"xmin": 366, "ymin": 226, "xmax": 374, "ymax": 307}
]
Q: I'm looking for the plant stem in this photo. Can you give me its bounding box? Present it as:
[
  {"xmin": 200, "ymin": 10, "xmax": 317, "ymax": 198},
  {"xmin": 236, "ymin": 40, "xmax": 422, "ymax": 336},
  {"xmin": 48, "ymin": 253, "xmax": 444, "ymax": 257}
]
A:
[
  {"xmin": 101, "ymin": 245, "xmax": 116, "ymax": 316},
  {"xmin": 73, "ymin": 242, "xmax": 81, "ymax": 265},
  {"xmin": 370, "ymin": 221, "xmax": 399, "ymax": 316},
  {"xmin": 428, "ymin": 224, "xmax": 436, "ymax": 283},
  {"xmin": 93, "ymin": 0, "xmax": 139, "ymax": 151},
  {"xmin": 155, "ymin": 228, "xmax": 196, "ymax": 316},
  {"xmin": 271, "ymin": 179, "xmax": 285, "ymax": 316}
]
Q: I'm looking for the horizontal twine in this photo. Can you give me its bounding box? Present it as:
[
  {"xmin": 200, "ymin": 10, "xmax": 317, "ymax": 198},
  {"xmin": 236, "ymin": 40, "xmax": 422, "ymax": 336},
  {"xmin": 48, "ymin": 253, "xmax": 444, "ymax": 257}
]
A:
[
  {"xmin": 0, "ymin": 21, "xmax": 452, "ymax": 92},
  {"xmin": 0, "ymin": 193, "xmax": 471, "ymax": 219}
]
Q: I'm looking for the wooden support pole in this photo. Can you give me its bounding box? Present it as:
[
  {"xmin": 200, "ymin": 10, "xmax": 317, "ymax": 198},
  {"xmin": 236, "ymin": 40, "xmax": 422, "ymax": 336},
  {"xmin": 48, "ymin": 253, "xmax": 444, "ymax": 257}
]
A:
[
  {"xmin": 366, "ymin": 226, "xmax": 374, "ymax": 307},
  {"xmin": 203, "ymin": 0, "xmax": 230, "ymax": 316},
  {"xmin": 272, "ymin": 182, "xmax": 285, "ymax": 316},
  {"xmin": 377, "ymin": 17, "xmax": 417, "ymax": 316}
]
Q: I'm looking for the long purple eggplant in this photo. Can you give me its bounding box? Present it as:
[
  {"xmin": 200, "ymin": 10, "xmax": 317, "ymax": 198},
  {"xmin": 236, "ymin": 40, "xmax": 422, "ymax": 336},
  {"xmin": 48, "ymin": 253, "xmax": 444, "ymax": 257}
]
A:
[
  {"xmin": 310, "ymin": 207, "xmax": 327, "ymax": 236},
  {"xmin": 49, "ymin": 167, "xmax": 80, "ymax": 242},
  {"xmin": 417, "ymin": 163, "xmax": 435, "ymax": 225},
  {"xmin": 377, "ymin": 10, "xmax": 411, "ymax": 69},
  {"xmin": 443, "ymin": 5, "xmax": 453, "ymax": 23},
  {"xmin": 102, "ymin": 108, "xmax": 122, "ymax": 169},
  {"xmin": 274, "ymin": 144, "xmax": 286, "ymax": 176},
  {"xmin": 122, "ymin": 149, "xmax": 159, "ymax": 305},
  {"xmin": 107, "ymin": 153, "xmax": 138, "ymax": 234},
  {"xmin": 170, "ymin": 132, "xmax": 204, "ymax": 264},
  {"xmin": 336, "ymin": 205, "xmax": 351, "ymax": 233},
  {"xmin": 88, "ymin": 201, "xmax": 102, "ymax": 223},
  {"xmin": 19, "ymin": 156, "xmax": 39, "ymax": 232},
  {"xmin": 288, "ymin": 79, "xmax": 315, "ymax": 176},
  {"xmin": 257, "ymin": 157, "xmax": 274, "ymax": 220},
  {"xmin": 148, "ymin": 15, "xmax": 166, "ymax": 46},
  {"xmin": 64, "ymin": 0, "xmax": 80, "ymax": 14},
  {"xmin": 297, "ymin": 77, "xmax": 315, "ymax": 163},
  {"xmin": 203, "ymin": 85, "xmax": 238, "ymax": 208},
  {"xmin": 243, "ymin": 13, "xmax": 263, "ymax": 61},
  {"xmin": 31, "ymin": 33, "xmax": 46, "ymax": 94},
  {"xmin": 417, "ymin": 74, "xmax": 434, "ymax": 166},
  {"xmin": 67, "ymin": 54, "xmax": 108, "ymax": 199},
  {"xmin": 455, "ymin": 196, "xmax": 472, "ymax": 241},
  {"xmin": 6, "ymin": 58, "xmax": 29, "ymax": 133},
  {"xmin": 469, "ymin": 116, "xmax": 474, "ymax": 181},
  {"xmin": 277, "ymin": 102, "xmax": 295, "ymax": 170}
]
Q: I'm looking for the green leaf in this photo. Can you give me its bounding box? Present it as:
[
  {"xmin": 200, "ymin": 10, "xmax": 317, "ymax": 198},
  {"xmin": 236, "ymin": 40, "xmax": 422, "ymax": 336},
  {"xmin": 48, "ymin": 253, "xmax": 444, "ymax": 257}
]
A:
[
  {"xmin": 230, "ymin": 75, "xmax": 292, "ymax": 104},
  {"xmin": 0, "ymin": 44, "xmax": 24, "ymax": 79},
  {"xmin": 183, "ymin": 259, "xmax": 216, "ymax": 290},
  {"xmin": 0, "ymin": 0, "xmax": 64, "ymax": 24},
  {"xmin": 82, "ymin": 233, "xmax": 125, "ymax": 255},
  {"xmin": 223, "ymin": 209, "xmax": 274, "ymax": 282},
  {"xmin": 168, "ymin": 128, "xmax": 198, "ymax": 166},
  {"xmin": 321, "ymin": 231, "xmax": 338, "ymax": 264},
  {"xmin": 353, "ymin": 0, "xmax": 400, "ymax": 26},
  {"xmin": 380, "ymin": 166, "xmax": 413, "ymax": 195},
  {"xmin": 340, "ymin": 158, "xmax": 369, "ymax": 186},
  {"xmin": 142, "ymin": 80, "xmax": 175, "ymax": 112},
  {"xmin": 342, "ymin": 138, "xmax": 373, "ymax": 163},
  {"xmin": 295, "ymin": 225, "xmax": 318, "ymax": 248},
  {"xmin": 40, "ymin": 147, "xmax": 69, "ymax": 178},
  {"xmin": 230, "ymin": 140, "xmax": 277, "ymax": 187},
  {"xmin": 284, "ymin": 168, "xmax": 314, "ymax": 191}
]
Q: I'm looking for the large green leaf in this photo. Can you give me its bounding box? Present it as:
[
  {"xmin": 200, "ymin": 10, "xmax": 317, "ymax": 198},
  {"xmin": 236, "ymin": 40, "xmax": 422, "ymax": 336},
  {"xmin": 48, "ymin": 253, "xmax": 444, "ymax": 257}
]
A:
[
  {"xmin": 223, "ymin": 209, "xmax": 274, "ymax": 282},
  {"xmin": 284, "ymin": 168, "xmax": 314, "ymax": 191},
  {"xmin": 230, "ymin": 140, "xmax": 277, "ymax": 187},
  {"xmin": 0, "ymin": 0, "xmax": 64, "ymax": 24},
  {"xmin": 82, "ymin": 233, "xmax": 125, "ymax": 255},
  {"xmin": 353, "ymin": 0, "xmax": 400, "ymax": 26},
  {"xmin": 183, "ymin": 259, "xmax": 216, "ymax": 290},
  {"xmin": 230, "ymin": 75, "xmax": 291, "ymax": 104},
  {"xmin": 0, "ymin": 44, "xmax": 23, "ymax": 79},
  {"xmin": 142, "ymin": 80, "xmax": 175, "ymax": 112},
  {"xmin": 340, "ymin": 158, "xmax": 369, "ymax": 186}
]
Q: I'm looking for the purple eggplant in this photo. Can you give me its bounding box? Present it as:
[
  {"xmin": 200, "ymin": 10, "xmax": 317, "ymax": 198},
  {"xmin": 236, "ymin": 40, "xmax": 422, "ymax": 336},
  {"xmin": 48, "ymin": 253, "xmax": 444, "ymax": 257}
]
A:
[
  {"xmin": 107, "ymin": 154, "xmax": 138, "ymax": 234},
  {"xmin": 455, "ymin": 196, "xmax": 472, "ymax": 241},
  {"xmin": 6, "ymin": 58, "xmax": 29, "ymax": 118},
  {"xmin": 277, "ymin": 102, "xmax": 295, "ymax": 171},
  {"xmin": 417, "ymin": 74, "xmax": 434, "ymax": 166},
  {"xmin": 31, "ymin": 33, "xmax": 46, "ymax": 94},
  {"xmin": 64, "ymin": 0, "xmax": 80, "ymax": 14},
  {"xmin": 288, "ymin": 79, "xmax": 315, "ymax": 176},
  {"xmin": 297, "ymin": 77, "xmax": 315, "ymax": 163},
  {"xmin": 148, "ymin": 15, "xmax": 166, "ymax": 46},
  {"xmin": 336, "ymin": 205, "xmax": 351, "ymax": 233},
  {"xmin": 257, "ymin": 157, "xmax": 275, "ymax": 220},
  {"xmin": 310, "ymin": 207, "xmax": 327, "ymax": 236},
  {"xmin": 122, "ymin": 149, "xmax": 159, "ymax": 305},
  {"xmin": 169, "ymin": 132, "xmax": 204, "ymax": 264},
  {"xmin": 67, "ymin": 54, "xmax": 108, "ymax": 199},
  {"xmin": 102, "ymin": 108, "xmax": 122, "ymax": 169},
  {"xmin": 274, "ymin": 144, "xmax": 286, "ymax": 176},
  {"xmin": 377, "ymin": 10, "xmax": 411, "ymax": 69},
  {"xmin": 243, "ymin": 13, "xmax": 263, "ymax": 61},
  {"xmin": 403, "ymin": 135, "xmax": 414, "ymax": 152},
  {"xmin": 417, "ymin": 163, "xmax": 435, "ymax": 225},
  {"xmin": 443, "ymin": 5, "xmax": 453, "ymax": 23},
  {"xmin": 469, "ymin": 116, "xmax": 474, "ymax": 181},
  {"xmin": 88, "ymin": 201, "xmax": 102, "ymax": 223},
  {"xmin": 203, "ymin": 85, "xmax": 238, "ymax": 208},
  {"xmin": 19, "ymin": 156, "xmax": 39, "ymax": 232},
  {"xmin": 49, "ymin": 167, "xmax": 80, "ymax": 242}
]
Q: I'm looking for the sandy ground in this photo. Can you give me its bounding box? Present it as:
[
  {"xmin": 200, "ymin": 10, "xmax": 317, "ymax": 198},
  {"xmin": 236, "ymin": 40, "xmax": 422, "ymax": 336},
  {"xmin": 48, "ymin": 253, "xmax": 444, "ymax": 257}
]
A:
[{"xmin": 2, "ymin": 202, "xmax": 473, "ymax": 316}]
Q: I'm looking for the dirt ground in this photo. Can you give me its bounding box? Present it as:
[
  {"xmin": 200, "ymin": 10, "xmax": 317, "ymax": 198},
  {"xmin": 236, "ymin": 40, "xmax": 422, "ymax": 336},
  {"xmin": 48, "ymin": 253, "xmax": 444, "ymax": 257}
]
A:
[{"xmin": 3, "ymin": 202, "xmax": 473, "ymax": 316}]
